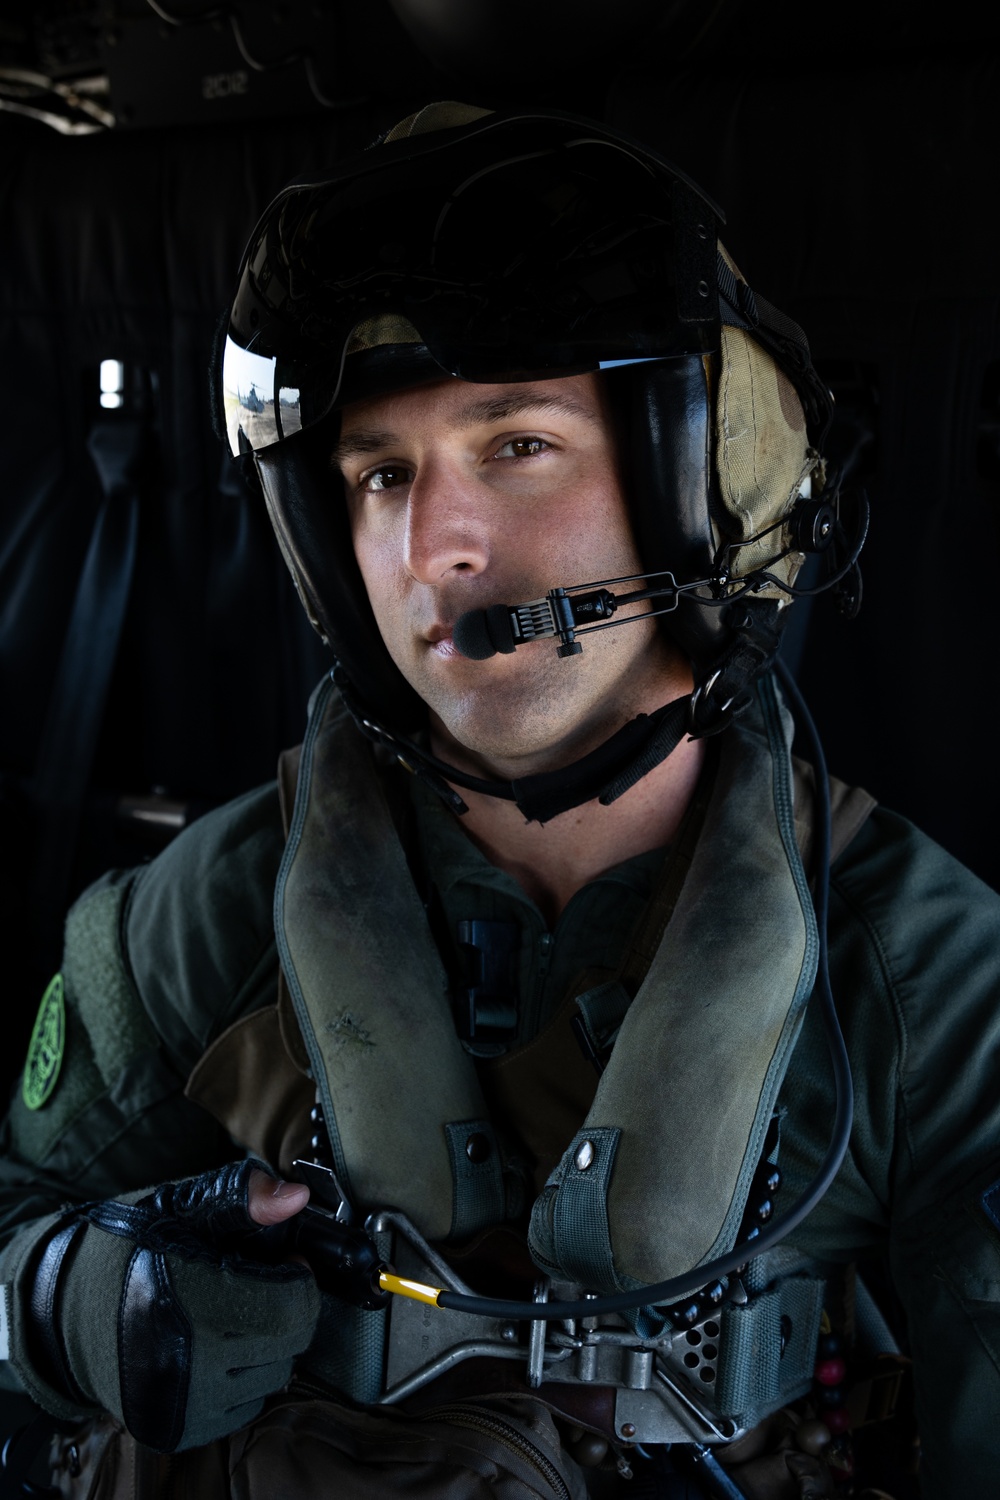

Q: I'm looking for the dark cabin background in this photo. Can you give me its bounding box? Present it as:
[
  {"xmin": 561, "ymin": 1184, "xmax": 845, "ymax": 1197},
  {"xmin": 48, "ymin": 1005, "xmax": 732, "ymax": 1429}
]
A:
[{"xmin": 3, "ymin": 0, "xmax": 1000, "ymax": 1097}]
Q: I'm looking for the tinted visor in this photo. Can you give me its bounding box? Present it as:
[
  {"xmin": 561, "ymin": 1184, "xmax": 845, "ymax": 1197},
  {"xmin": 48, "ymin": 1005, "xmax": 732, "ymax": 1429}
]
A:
[{"xmin": 222, "ymin": 113, "xmax": 722, "ymax": 456}]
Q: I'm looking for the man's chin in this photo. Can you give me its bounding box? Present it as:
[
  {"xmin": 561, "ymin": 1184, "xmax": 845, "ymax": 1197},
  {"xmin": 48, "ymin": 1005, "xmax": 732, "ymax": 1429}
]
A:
[
  {"xmin": 426, "ymin": 702, "xmax": 610, "ymax": 784},
  {"xmin": 413, "ymin": 641, "xmax": 669, "ymax": 778}
]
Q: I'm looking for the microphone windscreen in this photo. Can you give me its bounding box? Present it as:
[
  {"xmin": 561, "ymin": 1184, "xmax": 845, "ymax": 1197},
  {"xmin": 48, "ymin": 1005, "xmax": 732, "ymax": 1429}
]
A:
[{"xmin": 453, "ymin": 604, "xmax": 516, "ymax": 659}]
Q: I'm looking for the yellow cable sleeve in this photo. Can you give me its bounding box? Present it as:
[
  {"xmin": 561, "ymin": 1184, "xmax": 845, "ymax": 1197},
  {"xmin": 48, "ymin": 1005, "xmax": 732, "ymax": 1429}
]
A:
[{"xmin": 379, "ymin": 1272, "xmax": 443, "ymax": 1307}]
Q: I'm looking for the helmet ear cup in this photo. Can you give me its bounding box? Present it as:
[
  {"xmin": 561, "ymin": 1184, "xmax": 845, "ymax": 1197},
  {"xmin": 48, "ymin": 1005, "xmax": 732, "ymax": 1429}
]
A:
[
  {"xmin": 612, "ymin": 334, "xmax": 818, "ymax": 720},
  {"xmin": 612, "ymin": 354, "xmax": 723, "ymax": 677},
  {"xmin": 255, "ymin": 432, "xmax": 426, "ymax": 733}
]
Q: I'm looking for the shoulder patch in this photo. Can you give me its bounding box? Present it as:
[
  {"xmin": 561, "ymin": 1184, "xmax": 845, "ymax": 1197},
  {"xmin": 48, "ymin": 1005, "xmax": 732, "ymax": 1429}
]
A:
[{"xmin": 22, "ymin": 973, "xmax": 66, "ymax": 1110}]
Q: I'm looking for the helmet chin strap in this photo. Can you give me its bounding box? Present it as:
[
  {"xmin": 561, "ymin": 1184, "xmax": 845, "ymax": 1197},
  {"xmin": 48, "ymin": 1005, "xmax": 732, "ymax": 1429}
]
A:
[{"xmin": 333, "ymin": 665, "xmax": 693, "ymax": 825}]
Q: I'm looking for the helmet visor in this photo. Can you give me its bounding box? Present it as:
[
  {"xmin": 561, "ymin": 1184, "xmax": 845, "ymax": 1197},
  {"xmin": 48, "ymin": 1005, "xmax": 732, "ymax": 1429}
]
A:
[{"xmin": 222, "ymin": 113, "xmax": 722, "ymax": 457}]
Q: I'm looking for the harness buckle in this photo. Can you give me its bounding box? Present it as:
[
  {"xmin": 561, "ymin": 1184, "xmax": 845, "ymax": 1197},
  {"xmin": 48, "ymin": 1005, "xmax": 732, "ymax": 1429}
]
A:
[{"xmin": 455, "ymin": 919, "xmax": 520, "ymax": 1042}]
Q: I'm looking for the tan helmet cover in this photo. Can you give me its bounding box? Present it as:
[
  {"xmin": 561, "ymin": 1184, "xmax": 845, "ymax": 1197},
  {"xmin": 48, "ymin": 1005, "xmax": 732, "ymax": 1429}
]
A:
[
  {"xmin": 713, "ymin": 316, "xmax": 822, "ymax": 602},
  {"xmin": 382, "ymin": 100, "xmax": 493, "ymax": 141}
]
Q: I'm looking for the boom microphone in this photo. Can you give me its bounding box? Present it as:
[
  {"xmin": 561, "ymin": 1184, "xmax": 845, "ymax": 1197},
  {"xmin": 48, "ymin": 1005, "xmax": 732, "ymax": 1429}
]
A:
[
  {"xmin": 453, "ymin": 604, "xmax": 517, "ymax": 659},
  {"xmin": 449, "ymin": 493, "xmax": 864, "ymax": 664},
  {"xmin": 453, "ymin": 572, "xmax": 686, "ymax": 662}
]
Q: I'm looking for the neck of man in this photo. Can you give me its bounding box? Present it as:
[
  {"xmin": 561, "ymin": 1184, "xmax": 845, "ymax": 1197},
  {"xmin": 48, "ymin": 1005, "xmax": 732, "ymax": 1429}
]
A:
[{"xmin": 427, "ymin": 673, "xmax": 705, "ymax": 927}]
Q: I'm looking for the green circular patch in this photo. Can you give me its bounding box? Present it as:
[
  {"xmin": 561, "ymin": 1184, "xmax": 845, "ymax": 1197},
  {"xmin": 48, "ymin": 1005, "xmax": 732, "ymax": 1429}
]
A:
[{"xmin": 23, "ymin": 973, "xmax": 66, "ymax": 1111}]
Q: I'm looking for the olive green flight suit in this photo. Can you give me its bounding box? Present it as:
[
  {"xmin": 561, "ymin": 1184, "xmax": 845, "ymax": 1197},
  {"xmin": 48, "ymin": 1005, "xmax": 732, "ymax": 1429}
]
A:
[{"xmin": 1, "ymin": 710, "xmax": 1000, "ymax": 1497}]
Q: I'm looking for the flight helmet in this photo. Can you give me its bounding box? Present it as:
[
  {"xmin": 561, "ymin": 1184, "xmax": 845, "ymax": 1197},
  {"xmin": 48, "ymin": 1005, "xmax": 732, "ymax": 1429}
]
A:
[{"xmin": 221, "ymin": 104, "xmax": 852, "ymax": 820}]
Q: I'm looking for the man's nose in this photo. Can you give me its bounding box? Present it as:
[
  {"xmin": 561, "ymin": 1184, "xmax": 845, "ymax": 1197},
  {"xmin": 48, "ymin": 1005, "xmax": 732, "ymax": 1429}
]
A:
[{"xmin": 403, "ymin": 461, "xmax": 490, "ymax": 583}]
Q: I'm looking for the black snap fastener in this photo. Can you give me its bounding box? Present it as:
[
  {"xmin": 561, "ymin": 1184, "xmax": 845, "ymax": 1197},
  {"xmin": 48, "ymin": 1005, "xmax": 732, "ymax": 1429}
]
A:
[{"xmin": 466, "ymin": 1132, "xmax": 490, "ymax": 1163}]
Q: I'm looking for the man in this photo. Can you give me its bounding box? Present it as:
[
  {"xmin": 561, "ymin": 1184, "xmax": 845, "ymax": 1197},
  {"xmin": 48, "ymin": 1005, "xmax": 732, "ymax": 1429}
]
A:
[{"xmin": 1, "ymin": 103, "xmax": 999, "ymax": 1500}]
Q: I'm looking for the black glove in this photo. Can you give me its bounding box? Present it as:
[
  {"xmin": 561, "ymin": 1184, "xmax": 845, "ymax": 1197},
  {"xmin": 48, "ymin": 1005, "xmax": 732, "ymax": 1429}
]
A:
[{"xmin": 14, "ymin": 1160, "xmax": 320, "ymax": 1452}]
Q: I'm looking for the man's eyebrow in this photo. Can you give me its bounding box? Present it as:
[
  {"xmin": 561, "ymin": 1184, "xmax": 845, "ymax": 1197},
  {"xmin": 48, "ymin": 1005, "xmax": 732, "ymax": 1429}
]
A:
[
  {"xmin": 331, "ymin": 430, "xmax": 397, "ymax": 466},
  {"xmin": 331, "ymin": 390, "xmax": 600, "ymax": 467},
  {"xmin": 452, "ymin": 391, "xmax": 600, "ymax": 428}
]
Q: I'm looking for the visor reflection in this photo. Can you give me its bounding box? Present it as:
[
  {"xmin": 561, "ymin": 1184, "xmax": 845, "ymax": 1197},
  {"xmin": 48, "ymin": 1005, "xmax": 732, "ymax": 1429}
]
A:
[
  {"xmin": 222, "ymin": 339, "xmax": 304, "ymax": 455},
  {"xmin": 222, "ymin": 116, "xmax": 720, "ymax": 455}
]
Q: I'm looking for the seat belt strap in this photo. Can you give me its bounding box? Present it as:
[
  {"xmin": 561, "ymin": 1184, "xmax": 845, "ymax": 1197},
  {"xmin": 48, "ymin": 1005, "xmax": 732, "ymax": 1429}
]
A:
[{"xmin": 29, "ymin": 416, "xmax": 144, "ymax": 964}]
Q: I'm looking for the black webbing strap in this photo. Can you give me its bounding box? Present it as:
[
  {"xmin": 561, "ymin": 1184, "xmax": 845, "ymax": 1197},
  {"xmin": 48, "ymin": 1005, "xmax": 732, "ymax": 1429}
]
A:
[
  {"xmin": 340, "ymin": 668, "xmax": 696, "ymax": 826},
  {"xmin": 688, "ymin": 603, "xmax": 785, "ymax": 740},
  {"xmin": 672, "ymin": 180, "xmax": 719, "ymax": 325},
  {"xmin": 716, "ymin": 250, "xmax": 760, "ymax": 330},
  {"xmin": 596, "ymin": 695, "xmax": 690, "ymax": 807},
  {"xmin": 509, "ymin": 697, "xmax": 692, "ymax": 822},
  {"xmin": 28, "ymin": 417, "xmax": 144, "ymax": 963}
]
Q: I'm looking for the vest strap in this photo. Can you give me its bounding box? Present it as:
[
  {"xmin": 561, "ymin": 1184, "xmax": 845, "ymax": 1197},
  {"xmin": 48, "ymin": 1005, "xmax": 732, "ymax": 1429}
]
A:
[
  {"xmin": 275, "ymin": 679, "xmax": 495, "ymax": 1242},
  {"xmin": 528, "ymin": 674, "xmax": 820, "ymax": 1297}
]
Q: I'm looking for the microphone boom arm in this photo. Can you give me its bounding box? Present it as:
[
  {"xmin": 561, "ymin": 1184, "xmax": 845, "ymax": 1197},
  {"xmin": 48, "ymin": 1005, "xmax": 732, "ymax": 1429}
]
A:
[{"xmin": 504, "ymin": 569, "xmax": 706, "ymax": 658}]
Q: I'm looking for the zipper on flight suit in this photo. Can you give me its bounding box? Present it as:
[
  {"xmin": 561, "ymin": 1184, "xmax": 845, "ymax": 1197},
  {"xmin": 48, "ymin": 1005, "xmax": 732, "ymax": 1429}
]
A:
[
  {"xmin": 519, "ymin": 928, "xmax": 554, "ymax": 1041},
  {"xmin": 421, "ymin": 1402, "xmax": 573, "ymax": 1500}
]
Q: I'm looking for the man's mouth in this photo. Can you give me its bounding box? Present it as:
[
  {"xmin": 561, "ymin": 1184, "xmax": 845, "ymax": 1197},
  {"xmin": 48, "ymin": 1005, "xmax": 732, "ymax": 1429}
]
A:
[
  {"xmin": 424, "ymin": 597, "xmax": 539, "ymax": 660},
  {"xmin": 424, "ymin": 623, "xmax": 460, "ymax": 659}
]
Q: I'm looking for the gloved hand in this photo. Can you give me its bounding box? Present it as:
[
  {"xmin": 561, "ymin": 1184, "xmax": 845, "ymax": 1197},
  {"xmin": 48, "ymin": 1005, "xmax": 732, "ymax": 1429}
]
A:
[{"xmin": 15, "ymin": 1160, "xmax": 320, "ymax": 1452}]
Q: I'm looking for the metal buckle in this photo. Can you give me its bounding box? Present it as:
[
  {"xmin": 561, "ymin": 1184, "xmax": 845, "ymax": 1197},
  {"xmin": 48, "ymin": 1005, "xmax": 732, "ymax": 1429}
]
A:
[{"xmin": 371, "ymin": 1210, "xmax": 744, "ymax": 1447}]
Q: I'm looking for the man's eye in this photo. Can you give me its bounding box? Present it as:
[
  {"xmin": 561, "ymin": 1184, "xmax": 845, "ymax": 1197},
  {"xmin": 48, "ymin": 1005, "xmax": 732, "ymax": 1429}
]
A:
[
  {"xmin": 495, "ymin": 437, "xmax": 547, "ymax": 459},
  {"xmin": 362, "ymin": 465, "xmax": 411, "ymax": 492}
]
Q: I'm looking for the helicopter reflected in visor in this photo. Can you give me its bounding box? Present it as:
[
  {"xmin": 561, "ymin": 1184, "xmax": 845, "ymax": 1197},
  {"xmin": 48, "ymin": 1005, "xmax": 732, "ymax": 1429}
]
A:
[{"xmin": 223, "ymin": 337, "xmax": 302, "ymax": 454}]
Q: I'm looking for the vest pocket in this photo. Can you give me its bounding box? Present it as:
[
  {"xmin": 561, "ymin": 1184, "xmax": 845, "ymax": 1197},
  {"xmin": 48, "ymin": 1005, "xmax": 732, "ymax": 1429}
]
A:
[
  {"xmin": 714, "ymin": 1273, "xmax": 826, "ymax": 1425},
  {"xmin": 226, "ymin": 1390, "xmax": 586, "ymax": 1499}
]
